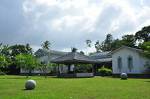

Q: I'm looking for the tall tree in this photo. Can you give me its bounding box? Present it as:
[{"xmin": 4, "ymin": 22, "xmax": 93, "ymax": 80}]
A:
[
  {"xmin": 71, "ymin": 47, "xmax": 78, "ymax": 52},
  {"xmin": 105, "ymin": 34, "xmax": 113, "ymax": 44},
  {"xmin": 139, "ymin": 41, "xmax": 150, "ymax": 58},
  {"xmin": 0, "ymin": 43, "xmax": 2, "ymax": 54},
  {"xmin": 95, "ymin": 40, "xmax": 101, "ymax": 52},
  {"xmin": 139, "ymin": 41, "xmax": 150, "ymax": 73},
  {"xmin": 135, "ymin": 26, "xmax": 150, "ymax": 42},
  {"xmin": 0, "ymin": 44, "xmax": 11, "ymax": 57},
  {"xmin": 9, "ymin": 44, "xmax": 29, "ymax": 57},
  {"xmin": 25, "ymin": 43, "xmax": 33, "ymax": 55},
  {"xmin": 111, "ymin": 39, "xmax": 123, "ymax": 50},
  {"xmin": 99, "ymin": 34, "xmax": 113, "ymax": 52},
  {"xmin": 40, "ymin": 41, "xmax": 51, "ymax": 77},
  {"xmin": 121, "ymin": 34, "xmax": 136, "ymax": 47},
  {"xmin": 41, "ymin": 41, "xmax": 51, "ymax": 50}
]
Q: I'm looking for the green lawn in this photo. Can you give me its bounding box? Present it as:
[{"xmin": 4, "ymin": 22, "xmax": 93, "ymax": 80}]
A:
[{"xmin": 0, "ymin": 76, "xmax": 149, "ymax": 99}]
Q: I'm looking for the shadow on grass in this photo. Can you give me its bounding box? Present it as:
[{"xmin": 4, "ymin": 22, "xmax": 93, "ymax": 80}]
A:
[
  {"xmin": 144, "ymin": 81, "xmax": 150, "ymax": 83},
  {"xmin": 0, "ymin": 75, "xmax": 115, "ymax": 79},
  {"xmin": 22, "ymin": 89, "xmax": 35, "ymax": 91},
  {"xmin": 0, "ymin": 77, "xmax": 26, "ymax": 79},
  {"xmin": 0, "ymin": 75, "xmax": 51, "ymax": 79},
  {"xmin": 22, "ymin": 89, "xmax": 27, "ymax": 91},
  {"xmin": 50, "ymin": 76, "xmax": 96, "ymax": 79}
]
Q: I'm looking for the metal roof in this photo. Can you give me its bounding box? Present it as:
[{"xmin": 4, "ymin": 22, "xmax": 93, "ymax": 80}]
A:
[
  {"xmin": 51, "ymin": 52, "xmax": 96, "ymax": 64},
  {"xmin": 94, "ymin": 58, "xmax": 112, "ymax": 63},
  {"xmin": 90, "ymin": 51, "xmax": 111, "ymax": 59}
]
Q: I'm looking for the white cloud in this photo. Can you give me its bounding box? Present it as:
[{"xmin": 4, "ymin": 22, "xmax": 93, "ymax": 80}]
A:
[
  {"xmin": 0, "ymin": 0, "xmax": 150, "ymax": 52},
  {"xmin": 20, "ymin": 0, "xmax": 150, "ymax": 50}
]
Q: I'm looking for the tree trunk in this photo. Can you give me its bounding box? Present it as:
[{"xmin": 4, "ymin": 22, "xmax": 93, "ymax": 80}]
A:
[
  {"xmin": 27, "ymin": 69, "xmax": 32, "ymax": 78},
  {"xmin": 44, "ymin": 69, "xmax": 47, "ymax": 78}
]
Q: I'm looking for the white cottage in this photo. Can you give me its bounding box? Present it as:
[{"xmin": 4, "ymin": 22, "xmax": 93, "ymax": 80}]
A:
[{"xmin": 111, "ymin": 46, "xmax": 150, "ymax": 75}]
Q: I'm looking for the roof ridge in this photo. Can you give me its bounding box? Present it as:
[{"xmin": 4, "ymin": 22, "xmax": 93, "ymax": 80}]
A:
[{"xmin": 110, "ymin": 46, "xmax": 143, "ymax": 54}]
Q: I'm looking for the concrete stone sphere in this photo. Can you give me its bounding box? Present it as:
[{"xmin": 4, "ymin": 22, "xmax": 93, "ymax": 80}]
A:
[
  {"xmin": 25, "ymin": 80, "xmax": 36, "ymax": 90},
  {"xmin": 120, "ymin": 73, "xmax": 128, "ymax": 80}
]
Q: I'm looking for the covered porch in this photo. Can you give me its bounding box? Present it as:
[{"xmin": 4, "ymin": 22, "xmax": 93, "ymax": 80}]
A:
[{"xmin": 51, "ymin": 52, "xmax": 96, "ymax": 77}]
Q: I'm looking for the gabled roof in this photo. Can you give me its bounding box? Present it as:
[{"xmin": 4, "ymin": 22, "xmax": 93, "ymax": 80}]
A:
[
  {"xmin": 35, "ymin": 49, "xmax": 68, "ymax": 57},
  {"xmin": 51, "ymin": 52, "xmax": 95, "ymax": 64},
  {"xmin": 110, "ymin": 46, "xmax": 143, "ymax": 54}
]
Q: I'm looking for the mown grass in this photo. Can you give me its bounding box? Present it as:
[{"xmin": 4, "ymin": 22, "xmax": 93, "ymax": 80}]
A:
[{"xmin": 0, "ymin": 75, "xmax": 149, "ymax": 99}]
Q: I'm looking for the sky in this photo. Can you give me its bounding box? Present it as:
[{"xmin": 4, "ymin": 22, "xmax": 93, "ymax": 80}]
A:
[{"xmin": 0, "ymin": 0, "xmax": 150, "ymax": 53}]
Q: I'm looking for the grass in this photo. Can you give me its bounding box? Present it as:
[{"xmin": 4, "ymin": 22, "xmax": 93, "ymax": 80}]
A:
[{"xmin": 0, "ymin": 76, "xmax": 150, "ymax": 99}]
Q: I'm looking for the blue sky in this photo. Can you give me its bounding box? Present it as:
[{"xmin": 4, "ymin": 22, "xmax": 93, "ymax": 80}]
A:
[{"xmin": 0, "ymin": 0, "xmax": 150, "ymax": 53}]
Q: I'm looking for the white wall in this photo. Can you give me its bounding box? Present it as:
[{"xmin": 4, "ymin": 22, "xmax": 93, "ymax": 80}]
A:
[
  {"xmin": 112, "ymin": 48, "xmax": 149, "ymax": 74},
  {"xmin": 76, "ymin": 73, "xmax": 93, "ymax": 77},
  {"xmin": 20, "ymin": 67, "xmax": 53, "ymax": 74}
]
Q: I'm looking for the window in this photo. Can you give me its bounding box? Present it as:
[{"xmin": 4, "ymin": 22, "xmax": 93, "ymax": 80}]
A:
[
  {"xmin": 128, "ymin": 56, "xmax": 133, "ymax": 72},
  {"xmin": 117, "ymin": 56, "xmax": 122, "ymax": 72}
]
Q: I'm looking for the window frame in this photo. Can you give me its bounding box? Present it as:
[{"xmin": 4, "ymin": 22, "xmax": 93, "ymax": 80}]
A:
[
  {"xmin": 117, "ymin": 56, "xmax": 122, "ymax": 72},
  {"xmin": 128, "ymin": 56, "xmax": 133, "ymax": 72}
]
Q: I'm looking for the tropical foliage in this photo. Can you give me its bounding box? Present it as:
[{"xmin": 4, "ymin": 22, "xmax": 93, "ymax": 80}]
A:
[
  {"xmin": 135, "ymin": 25, "xmax": 150, "ymax": 42},
  {"xmin": 0, "ymin": 55, "xmax": 8, "ymax": 67},
  {"xmin": 41, "ymin": 40, "xmax": 51, "ymax": 50},
  {"xmin": 139, "ymin": 41, "xmax": 150, "ymax": 58},
  {"xmin": 75, "ymin": 64, "xmax": 92, "ymax": 73},
  {"xmin": 98, "ymin": 66, "xmax": 112, "ymax": 76},
  {"xmin": 0, "ymin": 55, "xmax": 8, "ymax": 74},
  {"xmin": 86, "ymin": 25, "xmax": 150, "ymax": 52},
  {"xmin": 15, "ymin": 54, "xmax": 39, "ymax": 77}
]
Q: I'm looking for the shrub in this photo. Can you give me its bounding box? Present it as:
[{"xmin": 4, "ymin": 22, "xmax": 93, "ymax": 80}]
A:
[
  {"xmin": 0, "ymin": 70, "xmax": 6, "ymax": 75},
  {"xmin": 144, "ymin": 61, "xmax": 150, "ymax": 74},
  {"xmin": 98, "ymin": 66, "xmax": 112, "ymax": 76},
  {"xmin": 75, "ymin": 64, "xmax": 92, "ymax": 73}
]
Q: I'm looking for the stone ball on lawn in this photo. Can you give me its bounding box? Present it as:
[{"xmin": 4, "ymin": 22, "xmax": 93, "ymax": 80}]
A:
[
  {"xmin": 25, "ymin": 80, "xmax": 36, "ymax": 90},
  {"xmin": 120, "ymin": 73, "xmax": 128, "ymax": 80}
]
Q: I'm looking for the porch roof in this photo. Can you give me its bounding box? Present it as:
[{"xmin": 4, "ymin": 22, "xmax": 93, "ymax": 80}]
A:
[{"xmin": 51, "ymin": 52, "xmax": 96, "ymax": 64}]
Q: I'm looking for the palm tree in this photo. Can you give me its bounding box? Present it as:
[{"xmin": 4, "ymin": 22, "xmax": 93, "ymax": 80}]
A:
[
  {"xmin": 41, "ymin": 41, "xmax": 51, "ymax": 78},
  {"xmin": 41, "ymin": 41, "xmax": 51, "ymax": 50},
  {"xmin": 26, "ymin": 43, "xmax": 33, "ymax": 55},
  {"xmin": 86, "ymin": 39, "xmax": 92, "ymax": 47}
]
